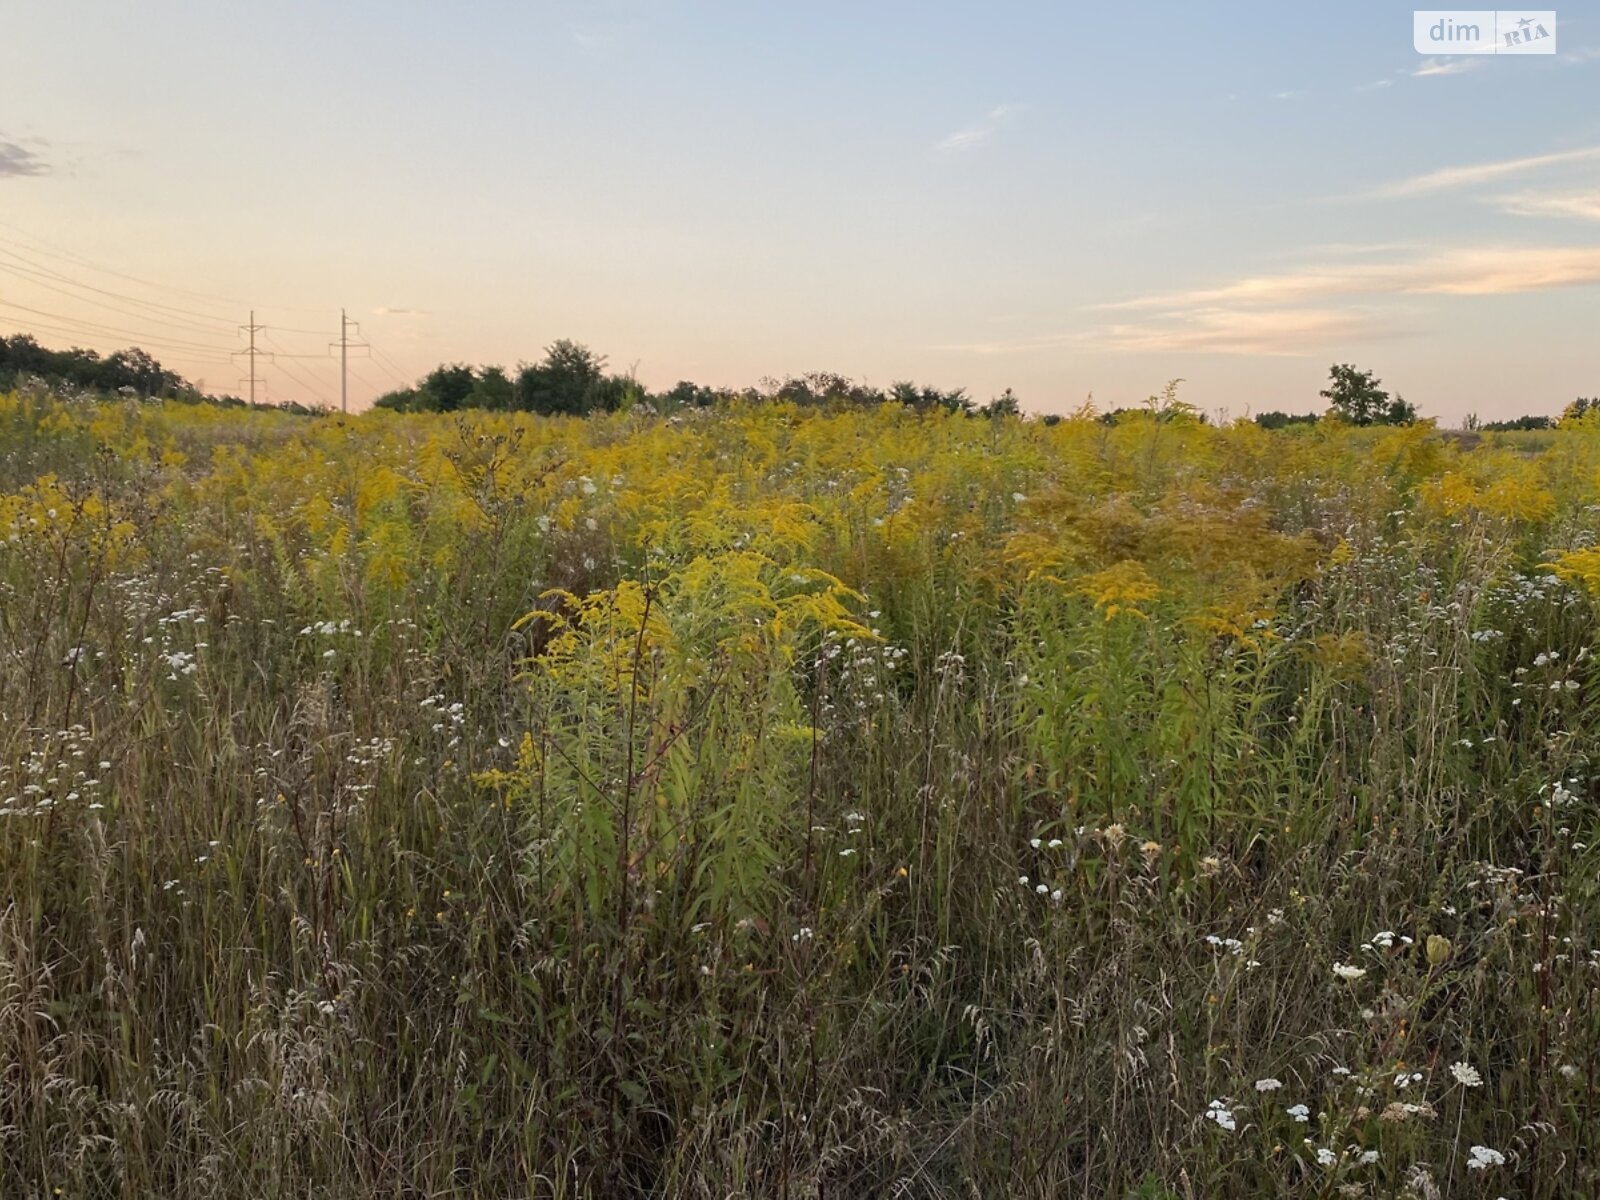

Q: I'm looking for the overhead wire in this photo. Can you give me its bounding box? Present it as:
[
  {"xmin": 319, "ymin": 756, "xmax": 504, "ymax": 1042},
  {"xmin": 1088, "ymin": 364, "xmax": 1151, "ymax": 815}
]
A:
[
  {"xmin": 0, "ymin": 300, "xmax": 238, "ymax": 356},
  {"xmin": 0, "ymin": 244, "xmax": 239, "ymax": 330},
  {"xmin": 0, "ymin": 221, "xmax": 439, "ymax": 400},
  {"xmin": 260, "ymin": 332, "xmax": 334, "ymax": 406},
  {"xmin": 363, "ymin": 339, "xmax": 415, "ymax": 389},
  {"xmin": 0, "ymin": 220, "xmax": 329, "ymax": 315},
  {"xmin": 0, "ymin": 258, "xmax": 241, "ymax": 340},
  {"xmin": 0, "ymin": 319, "xmax": 236, "ymax": 364}
]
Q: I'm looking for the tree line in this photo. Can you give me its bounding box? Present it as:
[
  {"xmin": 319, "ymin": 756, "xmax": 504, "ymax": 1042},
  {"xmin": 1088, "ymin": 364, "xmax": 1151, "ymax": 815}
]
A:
[
  {"xmin": 371, "ymin": 339, "xmax": 1025, "ymax": 418},
  {"xmin": 0, "ymin": 333, "xmax": 320, "ymax": 414},
  {"xmin": 1, "ymin": 333, "xmax": 191, "ymax": 399},
  {"xmin": 3, "ymin": 331, "xmax": 1592, "ymax": 430}
]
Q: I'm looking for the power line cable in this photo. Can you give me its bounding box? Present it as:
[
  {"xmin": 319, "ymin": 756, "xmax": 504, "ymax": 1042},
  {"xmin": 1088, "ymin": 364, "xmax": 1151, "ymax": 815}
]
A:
[
  {"xmin": 261, "ymin": 332, "xmax": 337, "ymax": 405},
  {"xmin": 360, "ymin": 342, "xmax": 413, "ymax": 389},
  {"xmin": 269, "ymin": 355, "xmax": 334, "ymax": 407},
  {"xmin": 0, "ymin": 258, "xmax": 240, "ymax": 339},
  {"xmin": 0, "ymin": 300, "xmax": 237, "ymax": 354},
  {"xmin": 345, "ymin": 360, "xmax": 387, "ymax": 401},
  {"xmin": 0, "ymin": 221, "xmax": 330, "ymax": 315},
  {"xmin": 365, "ymin": 340, "xmax": 415, "ymax": 388},
  {"xmin": 0, "ymin": 245, "xmax": 238, "ymax": 329},
  {"xmin": 0, "ymin": 318, "xmax": 236, "ymax": 363}
]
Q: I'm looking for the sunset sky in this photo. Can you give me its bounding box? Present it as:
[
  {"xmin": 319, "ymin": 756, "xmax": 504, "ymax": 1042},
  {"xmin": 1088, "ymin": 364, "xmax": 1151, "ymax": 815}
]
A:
[{"xmin": 3, "ymin": 1, "xmax": 1598, "ymax": 420}]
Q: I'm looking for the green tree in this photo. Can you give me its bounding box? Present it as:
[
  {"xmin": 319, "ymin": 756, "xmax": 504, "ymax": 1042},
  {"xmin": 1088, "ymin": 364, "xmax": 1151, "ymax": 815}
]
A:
[
  {"xmin": 516, "ymin": 340, "xmax": 609, "ymax": 415},
  {"xmin": 981, "ymin": 388, "xmax": 1021, "ymax": 418},
  {"xmin": 1320, "ymin": 364, "xmax": 1414, "ymax": 426},
  {"xmin": 657, "ymin": 380, "xmax": 719, "ymax": 410},
  {"xmin": 372, "ymin": 387, "xmax": 424, "ymax": 412},
  {"xmin": 1561, "ymin": 397, "xmax": 1597, "ymax": 425},
  {"xmin": 420, "ymin": 364, "xmax": 477, "ymax": 413},
  {"xmin": 766, "ymin": 372, "xmax": 885, "ymax": 409},
  {"xmin": 470, "ymin": 365, "xmax": 514, "ymax": 411},
  {"xmin": 1481, "ymin": 414, "xmax": 1554, "ymax": 432},
  {"xmin": 891, "ymin": 380, "xmax": 972, "ymax": 414},
  {"xmin": 1253, "ymin": 411, "xmax": 1319, "ymax": 430}
]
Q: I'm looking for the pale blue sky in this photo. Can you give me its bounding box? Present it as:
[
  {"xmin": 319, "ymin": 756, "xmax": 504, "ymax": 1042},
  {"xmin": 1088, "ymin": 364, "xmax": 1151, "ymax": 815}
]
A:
[{"xmin": 3, "ymin": 1, "xmax": 1598, "ymax": 419}]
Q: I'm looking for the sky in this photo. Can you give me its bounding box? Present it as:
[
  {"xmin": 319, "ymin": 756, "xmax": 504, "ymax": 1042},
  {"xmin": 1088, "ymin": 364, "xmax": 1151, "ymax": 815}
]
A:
[{"xmin": 2, "ymin": 0, "xmax": 1598, "ymax": 421}]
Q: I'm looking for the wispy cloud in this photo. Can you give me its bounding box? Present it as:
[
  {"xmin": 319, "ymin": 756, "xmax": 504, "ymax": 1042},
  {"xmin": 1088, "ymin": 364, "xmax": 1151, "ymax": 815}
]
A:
[
  {"xmin": 1412, "ymin": 56, "xmax": 1485, "ymax": 77},
  {"xmin": 1499, "ymin": 190, "xmax": 1600, "ymax": 221},
  {"xmin": 937, "ymin": 127, "xmax": 992, "ymax": 152},
  {"xmin": 937, "ymin": 307, "xmax": 1398, "ymax": 357},
  {"xmin": 1273, "ymin": 90, "xmax": 1306, "ymax": 101},
  {"xmin": 1561, "ymin": 45, "xmax": 1600, "ymax": 64},
  {"xmin": 936, "ymin": 103, "xmax": 1024, "ymax": 153},
  {"xmin": 569, "ymin": 18, "xmax": 645, "ymax": 48},
  {"xmin": 0, "ymin": 137, "xmax": 49, "ymax": 179},
  {"xmin": 1092, "ymin": 307, "xmax": 1400, "ymax": 355},
  {"xmin": 373, "ymin": 306, "xmax": 429, "ymax": 317},
  {"xmin": 1105, "ymin": 245, "xmax": 1600, "ymax": 309},
  {"xmin": 1367, "ymin": 145, "xmax": 1600, "ymax": 198},
  {"xmin": 1354, "ymin": 78, "xmax": 1394, "ymax": 92}
]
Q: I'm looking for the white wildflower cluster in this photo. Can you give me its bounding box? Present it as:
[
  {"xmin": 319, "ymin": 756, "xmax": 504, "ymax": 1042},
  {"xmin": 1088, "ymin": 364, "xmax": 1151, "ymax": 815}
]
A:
[
  {"xmin": 157, "ymin": 605, "xmax": 208, "ymax": 630},
  {"xmin": 1204, "ymin": 1099, "xmax": 1236, "ymax": 1132},
  {"xmin": 1016, "ymin": 870, "xmax": 1063, "ymax": 904},
  {"xmin": 300, "ymin": 618, "xmax": 360, "ymax": 637},
  {"xmin": 418, "ymin": 694, "xmax": 466, "ymax": 748},
  {"xmin": 130, "ymin": 599, "xmax": 219, "ymax": 683},
  {"xmin": 819, "ymin": 627, "xmax": 906, "ymax": 718},
  {"xmin": 1205, "ymin": 934, "xmax": 1246, "ymax": 956},
  {"xmin": 838, "ymin": 813, "xmax": 868, "ymax": 857},
  {"xmin": 163, "ymin": 649, "xmax": 198, "ymax": 679},
  {"xmin": 1, "ymin": 725, "xmax": 105, "ymax": 818},
  {"xmin": 1466, "ymin": 1144, "xmax": 1505, "ymax": 1171},
  {"xmin": 344, "ymin": 736, "xmax": 397, "ymax": 770},
  {"xmin": 1307, "ymin": 1143, "xmax": 1378, "ymax": 1168},
  {"xmin": 1361, "ymin": 929, "xmax": 1413, "ymax": 953}
]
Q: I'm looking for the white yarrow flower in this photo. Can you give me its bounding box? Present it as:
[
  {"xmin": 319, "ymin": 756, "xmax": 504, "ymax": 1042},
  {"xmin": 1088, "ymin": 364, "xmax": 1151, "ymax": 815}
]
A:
[
  {"xmin": 1467, "ymin": 1145, "xmax": 1506, "ymax": 1171},
  {"xmin": 1332, "ymin": 963, "xmax": 1367, "ymax": 980},
  {"xmin": 1254, "ymin": 1078, "xmax": 1283, "ymax": 1092},
  {"xmin": 1451, "ymin": 1061, "xmax": 1483, "ymax": 1087}
]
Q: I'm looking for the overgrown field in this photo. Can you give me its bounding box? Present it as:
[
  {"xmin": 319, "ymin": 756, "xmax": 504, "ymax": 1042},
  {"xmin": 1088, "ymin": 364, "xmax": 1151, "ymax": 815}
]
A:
[{"xmin": 6, "ymin": 386, "xmax": 1600, "ymax": 1198}]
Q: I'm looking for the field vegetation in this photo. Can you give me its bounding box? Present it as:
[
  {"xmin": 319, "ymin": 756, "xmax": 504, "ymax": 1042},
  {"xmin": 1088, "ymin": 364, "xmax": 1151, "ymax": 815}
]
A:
[{"xmin": 5, "ymin": 381, "xmax": 1600, "ymax": 1197}]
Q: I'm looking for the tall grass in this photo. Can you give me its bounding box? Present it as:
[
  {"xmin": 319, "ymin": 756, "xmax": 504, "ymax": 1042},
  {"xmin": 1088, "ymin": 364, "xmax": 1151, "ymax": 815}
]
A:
[{"xmin": 4, "ymin": 385, "xmax": 1600, "ymax": 1197}]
